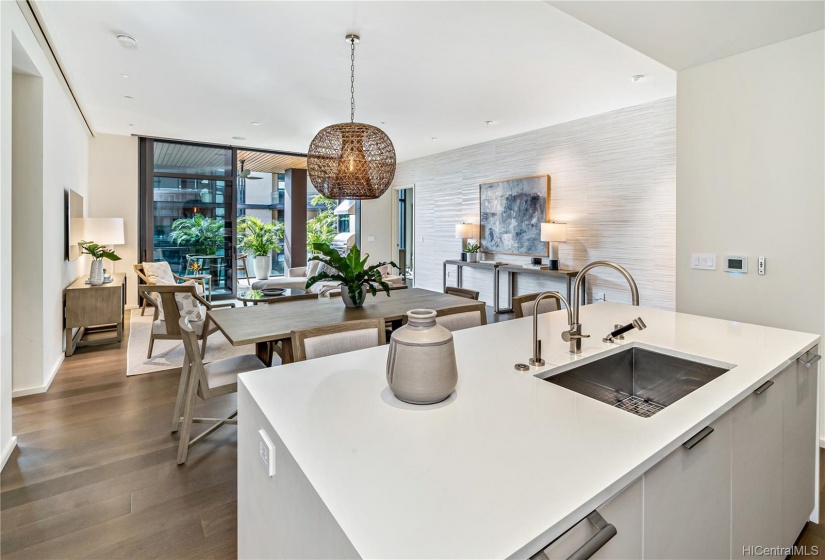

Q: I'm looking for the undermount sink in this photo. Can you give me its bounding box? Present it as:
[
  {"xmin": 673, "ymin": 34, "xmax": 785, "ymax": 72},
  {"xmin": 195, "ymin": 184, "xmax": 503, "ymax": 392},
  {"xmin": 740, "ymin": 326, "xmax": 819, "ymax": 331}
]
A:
[{"xmin": 539, "ymin": 346, "xmax": 732, "ymax": 418}]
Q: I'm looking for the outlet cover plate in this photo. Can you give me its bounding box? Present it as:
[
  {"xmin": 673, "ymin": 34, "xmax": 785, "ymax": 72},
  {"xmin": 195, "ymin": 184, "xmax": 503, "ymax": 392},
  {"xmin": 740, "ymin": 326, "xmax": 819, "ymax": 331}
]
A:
[{"xmin": 258, "ymin": 429, "xmax": 276, "ymax": 477}]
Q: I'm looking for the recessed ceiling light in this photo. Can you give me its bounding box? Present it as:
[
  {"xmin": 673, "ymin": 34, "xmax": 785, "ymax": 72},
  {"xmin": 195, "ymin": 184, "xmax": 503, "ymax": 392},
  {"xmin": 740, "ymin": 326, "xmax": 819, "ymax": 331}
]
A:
[
  {"xmin": 232, "ymin": 136, "xmax": 246, "ymax": 141},
  {"xmin": 630, "ymin": 74, "xmax": 645, "ymax": 83},
  {"xmin": 128, "ymin": 123, "xmax": 134, "ymax": 127},
  {"xmin": 120, "ymin": 74, "xmax": 129, "ymax": 79},
  {"xmin": 124, "ymin": 95, "xmax": 133, "ymax": 100},
  {"xmin": 116, "ymin": 34, "xmax": 137, "ymax": 49},
  {"xmin": 250, "ymin": 122, "xmax": 261, "ymax": 126},
  {"xmin": 431, "ymin": 137, "xmax": 438, "ymax": 141},
  {"xmin": 484, "ymin": 120, "xmax": 494, "ymax": 126},
  {"xmin": 381, "ymin": 121, "xmax": 386, "ymax": 125}
]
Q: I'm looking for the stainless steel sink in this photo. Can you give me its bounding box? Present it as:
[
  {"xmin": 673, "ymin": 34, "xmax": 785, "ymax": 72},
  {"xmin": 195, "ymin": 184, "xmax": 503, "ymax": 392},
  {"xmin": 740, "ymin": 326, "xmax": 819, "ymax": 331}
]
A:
[{"xmin": 539, "ymin": 346, "xmax": 731, "ymax": 418}]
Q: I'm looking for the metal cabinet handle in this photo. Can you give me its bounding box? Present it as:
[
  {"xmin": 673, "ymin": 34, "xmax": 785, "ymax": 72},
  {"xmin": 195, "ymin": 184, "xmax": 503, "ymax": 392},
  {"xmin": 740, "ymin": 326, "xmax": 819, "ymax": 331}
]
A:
[
  {"xmin": 683, "ymin": 426, "xmax": 714, "ymax": 450},
  {"xmin": 798, "ymin": 354, "xmax": 822, "ymax": 369},
  {"xmin": 566, "ymin": 511, "xmax": 617, "ymax": 560},
  {"xmin": 754, "ymin": 380, "xmax": 774, "ymax": 395}
]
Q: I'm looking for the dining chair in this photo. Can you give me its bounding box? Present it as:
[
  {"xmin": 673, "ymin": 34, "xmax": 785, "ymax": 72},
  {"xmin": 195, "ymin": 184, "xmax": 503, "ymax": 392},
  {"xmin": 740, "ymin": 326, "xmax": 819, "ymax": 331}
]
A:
[
  {"xmin": 173, "ymin": 317, "xmax": 266, "ymax": 464},
  {"xmin": 435, "ymin": 302, "xmax": 487, "ymax": 332},
  {"xmin": 445, "ymin": 286, "xmax": 480, "ymax": 300},
  {"xmin": 134, "ymin": 262, "xmax": 206, "ymax": 316},
  {"xmin": 513, "ymin": 291, "xmax": 561, "ymax": 319},
  {"xmin": 137, "ymin": 283, "xmax": 235, "ymax": 359},
  {"xmin": 291, "ymin": 319, "xmax": 387, "ymax": 362},
  {"xmin": 237, "ymin": 253, "xmax": 252, "ymax": 285}
]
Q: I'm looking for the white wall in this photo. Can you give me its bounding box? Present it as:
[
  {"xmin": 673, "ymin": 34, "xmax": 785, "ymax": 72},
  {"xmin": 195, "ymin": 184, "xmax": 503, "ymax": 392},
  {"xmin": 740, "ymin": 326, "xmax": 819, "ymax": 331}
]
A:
[
  {"xmin": 393, "ymin": 98, "xmax": 676, "ymax": 309},
  {"xmin": 88, "ymin": 134, "xmax": 138, "ymax": 307},
  {"xmin": 675, "ymin": 31, "xmax": 825, "ymax": 438},
  {"xmin": 1, "ymin": 2, "xmax": 91, "ymax": 467},
  {"xmin": 360, "ymin": 194, "xmax": 394, "ymax": 266}
]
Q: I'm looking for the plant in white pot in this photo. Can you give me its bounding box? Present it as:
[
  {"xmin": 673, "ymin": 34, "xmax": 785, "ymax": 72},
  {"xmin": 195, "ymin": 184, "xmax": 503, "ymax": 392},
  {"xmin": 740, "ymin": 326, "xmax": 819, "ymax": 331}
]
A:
[
  {"xmin": 79, "ymin": 240, "xmax": 121, "ymax": 286},
  {"xmin": 238, "ymin": 216, "xmax": 284, "ymax": 280},
  {"xmin": 306, "ymin": 242, "xmax": 397, "ymax": 308}
]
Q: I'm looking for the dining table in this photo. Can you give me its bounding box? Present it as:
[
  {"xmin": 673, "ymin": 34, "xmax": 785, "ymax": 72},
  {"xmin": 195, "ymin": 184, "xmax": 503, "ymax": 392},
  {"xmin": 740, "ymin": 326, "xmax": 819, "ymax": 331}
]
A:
[{"xmin": 207, "ymin": 287, "xmax": 487, "ymax": 365}]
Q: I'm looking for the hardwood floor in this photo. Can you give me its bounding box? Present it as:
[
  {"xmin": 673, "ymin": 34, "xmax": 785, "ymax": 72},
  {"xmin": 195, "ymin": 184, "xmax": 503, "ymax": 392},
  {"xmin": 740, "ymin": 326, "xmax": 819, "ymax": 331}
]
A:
[
  {"xmin": 1, "ymin": 312, "xmax": 238, "ymax": 559},
  {"xmin": 2, "ymin": 307, "xmax": 824, "ymax": 559}
]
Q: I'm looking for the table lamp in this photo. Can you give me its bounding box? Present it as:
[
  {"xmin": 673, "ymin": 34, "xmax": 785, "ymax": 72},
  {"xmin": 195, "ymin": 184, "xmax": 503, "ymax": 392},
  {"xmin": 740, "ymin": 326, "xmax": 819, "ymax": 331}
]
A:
[
  {"xmin": 455, "ymin": 223, "xmax": 473, "ymax": 260},
  {"xmin": 541, "ymin": 222, "xmax": 567, "ymax": 270}
]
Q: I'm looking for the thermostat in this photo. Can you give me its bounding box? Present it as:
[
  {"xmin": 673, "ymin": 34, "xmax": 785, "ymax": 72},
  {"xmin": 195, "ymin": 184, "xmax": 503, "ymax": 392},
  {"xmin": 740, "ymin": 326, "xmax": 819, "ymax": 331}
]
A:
[{"xmin": 724, "ymin": 256, "xmax": 748, "ymax": 273}]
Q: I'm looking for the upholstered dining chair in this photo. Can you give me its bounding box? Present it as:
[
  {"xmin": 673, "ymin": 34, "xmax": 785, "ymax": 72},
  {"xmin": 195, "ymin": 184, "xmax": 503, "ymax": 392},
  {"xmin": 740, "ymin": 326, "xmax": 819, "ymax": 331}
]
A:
[
  {"xmin": 445, "ymin": 286, "xmax": 480, "ymax": 300},
  {"xmin": 435, "ymin": 302, "xmax": 488, "ymax": 332},
  {"xmin": 512, "ymin": 291, "xmax": 561, "ymax": 319},
  {"xmin": 137, "ymin": 283, "xmax": 235, "ymax": 359},
  {"xmin": 173, "ymin": 317, "xmax": 266, "ymax": 464},
  {"xmin": 291, "ymin": 319, "xmax": 387, "ymax": 362},
  {"xmin": 134, "ymin": 262, "xmax": 206, "ymax": 316}
]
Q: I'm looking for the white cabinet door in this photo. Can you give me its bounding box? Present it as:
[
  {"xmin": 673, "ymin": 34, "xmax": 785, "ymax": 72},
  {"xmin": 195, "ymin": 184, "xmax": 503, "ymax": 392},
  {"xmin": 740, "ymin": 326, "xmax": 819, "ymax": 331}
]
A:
[
  {"xmin": 537, "ymin": 478, "xmax": 643, "ymax": 560},
  {"xmin": 782, "ymin": 350, "xmax": 818, "ymax": 547},
  {"xmin": 731, "ymin": 374, "xmax": 784, "ymax": 559},
  {"xmin": 643, "ymin": 412, "xmax": 732, "ymax": 560}
]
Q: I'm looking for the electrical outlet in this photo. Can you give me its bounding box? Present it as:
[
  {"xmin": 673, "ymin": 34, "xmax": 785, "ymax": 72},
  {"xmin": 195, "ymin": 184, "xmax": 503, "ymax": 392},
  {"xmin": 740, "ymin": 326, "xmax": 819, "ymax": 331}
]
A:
[
  {"xmin": 592, "ymin": 292, "xmax": 607, "ymax": 303},
  {"xmin": 258, "ymin": 429, "xmax": 276, "ymax": 477}
]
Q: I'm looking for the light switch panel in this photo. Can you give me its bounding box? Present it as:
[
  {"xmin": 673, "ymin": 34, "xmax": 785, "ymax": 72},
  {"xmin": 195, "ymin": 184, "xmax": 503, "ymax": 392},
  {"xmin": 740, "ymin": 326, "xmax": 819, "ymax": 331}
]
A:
[
  {"xmin": 258, "ymin": 429, "xmax": 276, "ymax": 477},
  {"xmin": 691, "ymin": 253, "xmax": 716, "ymax": 270},
  {"xmin": 367, "ymin": 235, "xmax": 375, "ymax": 242}
]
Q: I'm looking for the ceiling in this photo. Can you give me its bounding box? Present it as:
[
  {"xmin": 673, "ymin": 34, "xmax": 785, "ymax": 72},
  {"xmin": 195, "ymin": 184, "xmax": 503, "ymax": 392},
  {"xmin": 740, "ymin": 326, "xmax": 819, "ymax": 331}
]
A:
[
  {"xmin": 33, "ymin": 1, "xmax": 676, "ymax": 162},
  {"xmin": 237, "ymin": 150, "xmax": 307, "ymax": 174},
  {"xmin": 550, "ymin": 1, "xmax": 825, "ymax": 71}
]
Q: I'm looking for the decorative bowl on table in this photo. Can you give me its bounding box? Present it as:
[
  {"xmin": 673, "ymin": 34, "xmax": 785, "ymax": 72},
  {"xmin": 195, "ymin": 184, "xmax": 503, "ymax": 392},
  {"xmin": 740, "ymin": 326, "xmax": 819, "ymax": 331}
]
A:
[{"xmin": 261, "ymin": 288, "xmax": 285, "ymax": 296}]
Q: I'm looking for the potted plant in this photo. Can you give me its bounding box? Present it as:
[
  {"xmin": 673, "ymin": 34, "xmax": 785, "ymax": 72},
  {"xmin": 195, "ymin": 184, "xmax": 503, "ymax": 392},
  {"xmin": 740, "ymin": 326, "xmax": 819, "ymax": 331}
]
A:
[
  {"xmin": 169, "ymin": 214, "xmax": 225, "ymax": 256},
  {"xmin": 238, "ymin": 216, "xmax": 284, "ymax": 280},
  {"xmin": 464, "ymin": 242, "xmax": 481, "ymax": 263},
  {"xmin": 305, "ymin": 242, "xmax": 398, "ymax": 308},
  {"xmin": 79, "ymin": 240, "xmax": 121, "ymax": 286}
]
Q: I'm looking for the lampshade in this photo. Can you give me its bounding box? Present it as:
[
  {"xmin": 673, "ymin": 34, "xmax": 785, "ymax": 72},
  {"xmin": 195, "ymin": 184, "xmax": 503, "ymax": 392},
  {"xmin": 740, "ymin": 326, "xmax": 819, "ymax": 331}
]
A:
[
  {"xmin": 541, "ymin": 222, "xmax": 567, "ymax": 243},
  {"xmin": 83, "ymin": 218, "xmax": 125, "ymax": 245},
  {"xmin": 455, "ymin": 223, "xmax": 474, "ymax": 239}
]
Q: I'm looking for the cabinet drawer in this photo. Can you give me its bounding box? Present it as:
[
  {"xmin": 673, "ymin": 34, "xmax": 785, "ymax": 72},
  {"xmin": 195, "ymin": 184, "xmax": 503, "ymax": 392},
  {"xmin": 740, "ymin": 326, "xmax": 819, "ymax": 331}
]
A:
[
  {"xmin": 536, "ymin": 478, "xmax": 642, "ymax": 560},
  {"xmin": 65, "ymin": 284, "xmax": 123, "ymax": 327}
]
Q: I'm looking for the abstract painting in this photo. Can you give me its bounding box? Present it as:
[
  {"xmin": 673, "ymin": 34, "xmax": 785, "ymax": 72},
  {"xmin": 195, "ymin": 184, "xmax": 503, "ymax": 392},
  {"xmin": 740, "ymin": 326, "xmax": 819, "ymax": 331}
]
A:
[{"xmin": 479, "ymin": 175, "xmax": 549, "ymax": 256}]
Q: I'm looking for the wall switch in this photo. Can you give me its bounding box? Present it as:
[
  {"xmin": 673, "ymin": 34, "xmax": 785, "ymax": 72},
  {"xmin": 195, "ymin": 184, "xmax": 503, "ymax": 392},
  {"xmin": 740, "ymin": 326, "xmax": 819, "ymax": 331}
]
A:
[
  {"xmin": 758, "ymin": 256, "xmax": 766, "ymax": 275},
  {"xmin": 691, "ymin": 253, "xmax": 716, "ymax": 270},
  {"xmin": 367, "ymin": 235, "xmax": 375, "ymax": 242},
  {"xmin": 258, "ymin": 429, "xmax": 276, "ymax": 477}
]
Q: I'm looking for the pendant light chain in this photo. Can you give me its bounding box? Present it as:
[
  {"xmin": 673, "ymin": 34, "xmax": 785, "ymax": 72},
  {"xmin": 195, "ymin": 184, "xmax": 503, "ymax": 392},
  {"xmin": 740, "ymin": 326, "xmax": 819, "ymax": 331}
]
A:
[{"xmin": 350, "ymin": 38, "xmax": 356, "ymax": 123}]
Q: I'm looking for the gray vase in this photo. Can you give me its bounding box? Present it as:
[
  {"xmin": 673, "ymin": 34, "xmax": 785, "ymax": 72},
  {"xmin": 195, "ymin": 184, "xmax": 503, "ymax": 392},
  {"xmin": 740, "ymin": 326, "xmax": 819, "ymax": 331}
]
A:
[
  {"xmin": 89, "ymin": 260, "xmax": 105, "ymax": 286},
  {"xmin": 342, "ymin": 285, "xmax": 368, "ymax": 308},
  {"xmin": 386, "ymin": 309, "xmax": 458, "ymax": 404}
]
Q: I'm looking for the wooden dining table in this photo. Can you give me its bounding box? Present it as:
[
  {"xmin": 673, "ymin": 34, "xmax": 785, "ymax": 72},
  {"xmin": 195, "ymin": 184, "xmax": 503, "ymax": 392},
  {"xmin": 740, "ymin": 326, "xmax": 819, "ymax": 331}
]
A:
[{"xmin": 207, "ymin": 287, "xmax": 486, "ymax": 365}]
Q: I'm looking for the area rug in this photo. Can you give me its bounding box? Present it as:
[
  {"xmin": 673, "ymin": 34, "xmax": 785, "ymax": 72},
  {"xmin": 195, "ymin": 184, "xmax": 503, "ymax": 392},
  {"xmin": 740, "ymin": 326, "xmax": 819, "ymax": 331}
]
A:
[{"xmin": 126, "ymin": 309, "xmax": 259, "ymax": 376}]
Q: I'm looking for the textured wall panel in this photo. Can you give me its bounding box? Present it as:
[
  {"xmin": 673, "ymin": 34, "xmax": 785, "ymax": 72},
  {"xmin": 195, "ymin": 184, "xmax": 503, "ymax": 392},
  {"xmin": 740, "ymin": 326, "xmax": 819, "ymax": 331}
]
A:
[{"xmin": 394, "ymin": 98, "xmax": 676, "ymax": 310}]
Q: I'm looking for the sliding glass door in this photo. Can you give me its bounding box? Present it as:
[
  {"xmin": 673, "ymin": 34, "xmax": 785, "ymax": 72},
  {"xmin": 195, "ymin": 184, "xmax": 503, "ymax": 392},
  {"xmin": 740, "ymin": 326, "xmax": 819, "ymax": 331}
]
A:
[{"xmin": 140, "ymin": 139, "xmax": 236, "ymax": 298}]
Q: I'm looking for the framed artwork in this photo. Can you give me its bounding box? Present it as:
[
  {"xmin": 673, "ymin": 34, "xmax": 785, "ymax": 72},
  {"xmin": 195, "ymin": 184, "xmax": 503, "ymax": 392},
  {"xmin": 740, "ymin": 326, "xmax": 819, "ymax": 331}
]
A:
[{"xmin": 479, "ymin": 175, "xmax": 550, "ymax": 256}]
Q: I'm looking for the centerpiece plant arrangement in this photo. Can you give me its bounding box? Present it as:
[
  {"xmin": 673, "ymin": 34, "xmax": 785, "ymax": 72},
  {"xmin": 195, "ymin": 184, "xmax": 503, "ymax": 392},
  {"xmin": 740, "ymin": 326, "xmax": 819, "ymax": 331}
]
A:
[
  {"xmin": 305, "ymin": 242, "xmax": 398, "ymax": 308},
  {"xmin": 237, "ymin": 216, "xmax": 284, "ymax": 280},
  {"xmin": 464, "ymin": 242, "xmax": 481, "ymax": 263},
  {"xmin": 79, "ymin": 240, "xmax": 121, "ymax": 286}
]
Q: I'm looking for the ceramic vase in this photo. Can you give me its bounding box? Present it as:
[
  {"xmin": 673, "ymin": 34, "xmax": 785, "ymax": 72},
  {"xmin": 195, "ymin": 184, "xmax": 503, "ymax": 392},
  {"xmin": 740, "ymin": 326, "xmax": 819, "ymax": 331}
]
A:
[
  {"xmin": 341, "ymin": 285, "xmax": 367, "ymax": 308},
  {"xmin": 89, "ymin": 260, "xmax": 105, "ymax": 286},
  {"xmin": 254, "ymin": 255, "xmax": 271, "ymax": 280},
  {"xmin": 386, "ymin": 309, "xmax": 458, "ymax": 404}
]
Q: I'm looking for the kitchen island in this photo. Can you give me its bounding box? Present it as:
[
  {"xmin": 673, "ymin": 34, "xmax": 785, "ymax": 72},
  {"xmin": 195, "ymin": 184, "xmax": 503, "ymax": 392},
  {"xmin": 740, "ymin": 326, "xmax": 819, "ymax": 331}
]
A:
[{"xmin": 238, "ymin": 302, "xmax": 819, "ymax": 559}]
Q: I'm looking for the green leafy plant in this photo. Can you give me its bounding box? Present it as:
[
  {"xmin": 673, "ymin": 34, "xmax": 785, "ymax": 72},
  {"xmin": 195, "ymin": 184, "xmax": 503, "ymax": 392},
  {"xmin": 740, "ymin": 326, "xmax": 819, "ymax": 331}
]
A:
[
  {"xmin": 169, "ymin": 214, "xmax": 225, "ymax": 255},
  {"xmin": 306, "ymin": 195, "xmax": 338, "ymax": 250},
  {"xmin": 305, "ymin": 242, "xmax": 398, "ymax": 307},
  {"xmin": 238, "ymin": 216, "xmax": 284, "ymax": 257},
  {"xmin": 465, "ymin": 242, "xmax": 481, "ymax": 253},
  {"xmin": 79, "ymin": 241, "xmax": 121, "ymax": 262}
]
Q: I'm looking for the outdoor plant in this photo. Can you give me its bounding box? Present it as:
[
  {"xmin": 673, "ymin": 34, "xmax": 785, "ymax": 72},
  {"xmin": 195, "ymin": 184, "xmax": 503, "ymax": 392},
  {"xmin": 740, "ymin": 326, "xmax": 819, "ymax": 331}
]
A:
[
  {"xmin": 306, "ymin": 194, "xmax": 338, "ymax": 251},
  {"xmin": 169, "ymin": 214, "xmax": 225, "ymax": 255},
  {"xmin": 465, "ymin": 242, "xmax": 481, "ymax": 253},
  {"xmin": 78, "ymin": 240, "xmax": 121, "ymax": 262},
  {"xmin": 305, "ymin": 242, "xmax": 398, "ymax": 307},
  {"xmin": 237, "ymin": 216, "xmax": 284, "ymax": 256}
]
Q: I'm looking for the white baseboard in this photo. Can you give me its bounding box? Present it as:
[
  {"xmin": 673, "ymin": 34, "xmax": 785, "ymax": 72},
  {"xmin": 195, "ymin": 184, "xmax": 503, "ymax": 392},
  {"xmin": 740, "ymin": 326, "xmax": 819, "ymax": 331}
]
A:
[
  {"xmin": 1, "ymin": 436, "xmax": 18, "ymax": 471},
  {"xmin": 12, "ymin": 354, "xmax": 63, "ymax": 398}
]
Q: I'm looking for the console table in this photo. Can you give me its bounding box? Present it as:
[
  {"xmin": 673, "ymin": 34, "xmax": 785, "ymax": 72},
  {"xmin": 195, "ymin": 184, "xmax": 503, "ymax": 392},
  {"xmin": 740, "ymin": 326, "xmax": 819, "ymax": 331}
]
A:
[
  {"xmin": 495, "ymin": 265, "xmax": 583, "ymax": 313},
  {"xmin": 442, "ymin": 259, "xmax": 501, "ymax": 292},
  {"xmin": 65, "ymin": 273, "xmax": 126, "ymax": 356}
]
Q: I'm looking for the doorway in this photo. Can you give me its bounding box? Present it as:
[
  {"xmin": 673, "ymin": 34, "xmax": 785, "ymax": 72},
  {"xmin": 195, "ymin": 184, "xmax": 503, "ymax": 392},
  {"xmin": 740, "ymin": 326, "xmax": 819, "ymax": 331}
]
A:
[{"xmin": 391, "ymin": 185, "xmax": 414, "ymax": 285}]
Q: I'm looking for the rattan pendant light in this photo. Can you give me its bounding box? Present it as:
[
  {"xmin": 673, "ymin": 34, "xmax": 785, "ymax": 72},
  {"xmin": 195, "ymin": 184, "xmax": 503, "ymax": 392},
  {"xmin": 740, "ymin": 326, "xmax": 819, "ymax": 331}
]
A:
[{"xmin": 307, "ymin": 34, "xmax": 396, "ymax": 200}]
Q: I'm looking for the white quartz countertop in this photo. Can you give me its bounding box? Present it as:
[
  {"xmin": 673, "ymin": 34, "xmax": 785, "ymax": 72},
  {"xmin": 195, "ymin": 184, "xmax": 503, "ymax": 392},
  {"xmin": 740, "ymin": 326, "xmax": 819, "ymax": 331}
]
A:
[{"xmin": 239, "ymin": 302, "xmax": 819, "ymax": 559}]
